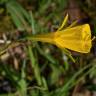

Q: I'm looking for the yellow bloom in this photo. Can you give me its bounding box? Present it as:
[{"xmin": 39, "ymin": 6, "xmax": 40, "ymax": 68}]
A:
[
  {"xmin": 54, "ymin": 24, "xmax": 92, "ymax": 53},
  {"xmin": 27, "ymin": 15, "xmax": 92, "ymax": 53}
]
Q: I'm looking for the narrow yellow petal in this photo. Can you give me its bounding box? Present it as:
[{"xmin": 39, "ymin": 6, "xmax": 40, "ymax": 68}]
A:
[
  {"xmin": 67, "ymin": 20, "xmax": 78, "ymax": 28},
  {"xmin": 57, "ymin": 14, "xmax": 68, "ymax": 31}
]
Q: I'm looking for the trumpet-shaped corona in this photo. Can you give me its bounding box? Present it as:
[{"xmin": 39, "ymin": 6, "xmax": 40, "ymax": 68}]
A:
[{"xmin": 54, "ymin": 24, "xmax": 91, "ymax": 53}]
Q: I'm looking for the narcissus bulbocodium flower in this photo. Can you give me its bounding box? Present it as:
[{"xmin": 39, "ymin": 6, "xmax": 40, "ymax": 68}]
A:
[{"xmin": 27, "ymin": 14, "xmax": 92, "ymax": 54}]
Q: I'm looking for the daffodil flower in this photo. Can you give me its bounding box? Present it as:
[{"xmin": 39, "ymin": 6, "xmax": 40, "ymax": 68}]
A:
[
  {"xmin": 54, "ymin": 24, "xmax": 91, "ymax": 53},
  {"xmin": 0, "ymin": 14, "xmax": 92, "ymax": 62},
  {"xmin": 26, "ymin": 14, "xmax": 92, "ymax": 53}
]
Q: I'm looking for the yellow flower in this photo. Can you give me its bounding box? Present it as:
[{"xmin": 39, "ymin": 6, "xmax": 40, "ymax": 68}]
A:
[
  {"xmin": 27, "ymin": 15, "xmax": 92, "ymax": 53},
  {"xmin": 54, "ymin": 24, "xmax": 91, "ymax": 53}
]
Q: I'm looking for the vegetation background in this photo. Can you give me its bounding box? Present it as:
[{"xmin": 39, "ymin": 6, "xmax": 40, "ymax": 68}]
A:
[{"xmin": 0, "ymin": 0, "xmax": 96, "ymax": 96}]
